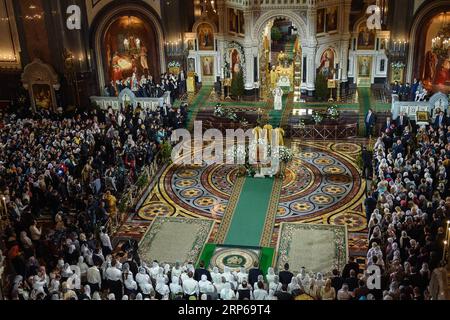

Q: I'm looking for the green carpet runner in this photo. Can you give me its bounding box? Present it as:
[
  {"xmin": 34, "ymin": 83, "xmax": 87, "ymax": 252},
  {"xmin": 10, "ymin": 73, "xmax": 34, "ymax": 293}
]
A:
[
  {"xmin": 268, "ymin": 94, "xmax": 287, "ymax": 127},
  {"xmin": 357, "ymin": 88, "xmax": 372, "ymax": 135},
  {"xmin": 186, "ymin": 85, "xmax": 212, "ymax": 130},
  {"xmin": 223, "ymin": 178, "xmax": 279, "ymax": 247}
]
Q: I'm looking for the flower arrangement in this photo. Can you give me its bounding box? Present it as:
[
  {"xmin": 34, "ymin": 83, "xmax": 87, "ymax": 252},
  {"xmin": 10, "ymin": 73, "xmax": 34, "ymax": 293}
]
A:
[
  {"xmin": 214, "ymin": 104, "xmax": 239, "ymax": 122},
  {"xmin": 312, "ymin": 111, "xmax": 324, "ymax": 124},
  {"xmin": 273, "ymin": 146, "xmax": 294, "ymax": 163},
  {"xmin": 391, "ymin": 61, "xmax": 405, "ymax": 70},
  {"xmin": 298, "ymin": 119, "xmax": 306, "ymax": 129},
  {"xmin": 327, "ymin": 105, "xmax": 340, "ymax": 120},
  {"xmin": 168, "ymin": 61, "xmax": 181, "ymax": 69}
]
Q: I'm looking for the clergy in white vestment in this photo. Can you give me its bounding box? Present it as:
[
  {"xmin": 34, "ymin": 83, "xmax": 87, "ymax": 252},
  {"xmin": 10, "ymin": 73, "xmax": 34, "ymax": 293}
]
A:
[{"xmin": 272, "ymin": 86, "xmax": 283, "ymax": 110}]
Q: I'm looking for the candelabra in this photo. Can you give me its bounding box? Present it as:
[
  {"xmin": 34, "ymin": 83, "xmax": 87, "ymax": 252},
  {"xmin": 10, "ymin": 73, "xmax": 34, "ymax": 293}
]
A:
[{"xmin": 431, "ymin": 24, "xmax": 450, "ymax": 59}]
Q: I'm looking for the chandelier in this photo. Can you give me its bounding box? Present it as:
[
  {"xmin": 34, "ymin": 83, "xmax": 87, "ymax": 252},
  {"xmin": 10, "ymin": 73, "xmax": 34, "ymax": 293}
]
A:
[{"xmin": 431, "ymin": 12, "xmax": 450, "ymax": 59}]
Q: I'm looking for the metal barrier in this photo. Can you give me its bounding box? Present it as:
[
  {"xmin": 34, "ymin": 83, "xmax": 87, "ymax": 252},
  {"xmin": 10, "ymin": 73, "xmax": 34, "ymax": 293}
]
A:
[{"xmin": 289, "ymin": 123, "xmax": 358, "ymax": 140}]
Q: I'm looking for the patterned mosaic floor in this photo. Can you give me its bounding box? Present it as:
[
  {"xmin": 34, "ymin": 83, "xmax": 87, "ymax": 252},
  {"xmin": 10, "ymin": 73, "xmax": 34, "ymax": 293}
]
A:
[{"xmin": 118, "ymin": 141, "xmax": 368, "ymax": 257}]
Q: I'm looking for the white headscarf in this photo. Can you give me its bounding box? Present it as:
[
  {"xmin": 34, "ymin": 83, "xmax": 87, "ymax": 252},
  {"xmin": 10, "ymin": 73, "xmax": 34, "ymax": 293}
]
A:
[
  {"xmin": 155, "ymin": 277, "xmax": 170, "ymax": 296},
  {"xmin": 124, "ymin": 273, "xmax": 137, "ymax": 290},
  {"xmin": 211, "ymin": 267, "xmax": 222, "ymax": 284},
  {"xmin": 169, "ymin": 276, "xmax": 182, "ymax": 295},
  {"xmin": 288, "ymin": 277, "xmax": 301, "ymax": 293},
  {"xmin": 266, "ymin": 267, "xmax": 275, "ymax": 284},
  {"xmin": 135, "ymin": 267, "xmax": 150, "ymax": 288},
  {"xmin": 135, "ymin": 293, "xmax": 143, "ymax": 300},
  {"xmin": 92, "ymin": 292, "xmax": 101, "ymax": 300},
  {"xmin": 83, "ymin": 285, "xmax": 91, "ymax": 300},
  {"xmin": 220, "ymin": 283, "xmax": 235, "ymax": 300},
  {"xmin": 199, "ymin": 274, "xmax": 212, "ymax": 293},
  {"xmin": 236, "ymin": 267, "xmax": 248, "ymax": 283}
]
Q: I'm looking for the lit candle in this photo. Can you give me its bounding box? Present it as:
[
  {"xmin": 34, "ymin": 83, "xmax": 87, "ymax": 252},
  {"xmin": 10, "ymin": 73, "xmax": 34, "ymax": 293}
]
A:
[{"xmin": 2, "ymin": 196, "xmax": 7, "ymax": 217}]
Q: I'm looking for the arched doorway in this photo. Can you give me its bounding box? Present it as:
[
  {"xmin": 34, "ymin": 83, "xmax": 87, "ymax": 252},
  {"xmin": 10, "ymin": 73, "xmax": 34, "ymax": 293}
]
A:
[
  {"xmin": 408, "ymin": 1, "xmax": 450, "ymax": 93},
  {"xmin": 252, "ymin": 11, "xmax": 307, "ymax": 99},
  {"xmin": 91, "ymin": 3, "xmax": 165, "ymax": 93}
]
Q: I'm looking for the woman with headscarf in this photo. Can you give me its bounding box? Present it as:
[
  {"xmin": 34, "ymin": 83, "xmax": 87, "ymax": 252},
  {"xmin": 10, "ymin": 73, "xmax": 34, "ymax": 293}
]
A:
[
  {"xmin": 418, "ymin": 263, "xmax": 431, "ymax": 293},
  {"xmin": 337, "ymin": 283, "xmax": 351, "ymax": 300},
  {"xmin": 236, "ymin": 267, "xmax": 248, "ymax": 284},
  {"xmin": 287, "ymin": 277, "xmax": 301, "ymax": 294},
  {"xmin": 222, "ymin": 266, "xmax": 234, "ymax": 283},
  {"xmin": 19, "ymin": 231, "xmax": 34, "ymax": 258},
  {"xmin": 306, "ymin": 278, "xmax": 320, "ymax": 300},
  {"xmin": 214, "ymin": 276, "xmax": 226, "ymax": 297},
  {"xmin": 11, "ymin": 275, "xmax": 27, "ymax": 300},
  {"xmin": 77, "ymin": 256, "xmax": 89, "ymax": 284},
  {"xmin": 135, "ymin": 267, "xmax": 151, "ymax": 292},
  {"xmin": 135, "ymin": 293, "xmax": 143, "ymax": 300},
  {"xmin": 266, "ymin": 267, "xmax": 276, "ymax": 284},
  {"xmin": 269, "ymin": 275, "xmax": 282, "ymax": 294},
  {"xmin": 155, "ymin": 276, "xmax": 170, "ymax": 300},
  {"xmin": 169, "ymin": 276, "xmax": 183, "ymax": 299},
  {"xmin": 210, "ymin": 267, "xmax": 222, "ymax": 284},
  {"xmin": 315, "ymin": 273, "xmax": 325, "ymax": 289},
  {"xmin": 61, "ymin": 263, "xmax": 74, "ymax": 282},
  {"xmin": 149, "ymin": 261, "xmax": 160, "ymax": 280},
  {"xmin": 80, "ymin": 284, "xmax": 91, "ymax": 300},
  {"xmin": 253, "ymin": 275, "xmax": 265, "ymax": 290},
  {"xmin": 156, "ymin": 266, "xmax": 169, "ymax": 285},
  {"xmin": 141, "ymin": 282, "xmax": 155, "ymax": 299},
  {"xmin": 124, "ymin": 272, "xmax": 138, "ymax": 296},
  {"xmin": 220, "ymin": 282, "xmax": 236, "ymax": 300},
  {"xmin": 198, "ymin": 274, "xmax": 212, "ymax": 294},
  {"xmin": 171, "ymin": 261, "xmax": 182, "ymax": 278}
]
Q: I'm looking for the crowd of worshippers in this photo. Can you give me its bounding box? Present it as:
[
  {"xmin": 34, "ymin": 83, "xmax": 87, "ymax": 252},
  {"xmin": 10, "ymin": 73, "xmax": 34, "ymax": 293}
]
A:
[
  {"xmin": 4, "ymin": 237, "xmax": 448, "ymax": 301},
  {"xmin": 104, "ymin": 72, "xmax": 187, "ymax": 101},
  {"xmin": 363, "ymin": 108, "xmax": 450, "ymax": 300},
  {"xmin": 391, "ymin": 79, "xmax": 428, "ymax": 102},
  {"xmin": 0, "ymin": 102, "xmax": 188, "ymax": 293}
]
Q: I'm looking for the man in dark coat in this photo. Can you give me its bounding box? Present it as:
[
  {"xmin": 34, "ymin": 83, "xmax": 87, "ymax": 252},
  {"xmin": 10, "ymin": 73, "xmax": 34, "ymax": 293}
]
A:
[
  {"xmin": 278, "ymin": 263, "xmax": 294, "ymax": 286},
  {"xmin": 194, "ymin": 260, "xmax": 212, "ymax": 282},
  {"xmin": 248, "ymin": 262, "xmax": 263, "ymax": 287}
]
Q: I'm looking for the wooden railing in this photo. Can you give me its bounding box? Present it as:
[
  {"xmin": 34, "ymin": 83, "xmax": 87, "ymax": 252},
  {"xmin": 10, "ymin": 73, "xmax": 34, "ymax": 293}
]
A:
[{"xmin": 289, "ymin": 123, "xmax": 358, "ymax": 140}]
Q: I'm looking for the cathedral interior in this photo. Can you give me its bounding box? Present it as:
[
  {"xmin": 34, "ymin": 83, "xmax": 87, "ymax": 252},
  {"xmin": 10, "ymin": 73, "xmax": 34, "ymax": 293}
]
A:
[{"xmin": 0, "ymin": 0, "xmax": 449, "ymax": 302}]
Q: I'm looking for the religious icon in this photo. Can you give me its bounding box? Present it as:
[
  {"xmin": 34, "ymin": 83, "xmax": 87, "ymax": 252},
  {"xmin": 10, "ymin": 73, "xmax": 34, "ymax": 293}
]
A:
[
  {"xmin": 135, "ymin": 38, "xmax": 141, "ymax": 50},
  {"xmin": 123, "ymin": 38, "xmax": 130, "ymax": 51},
  {"xmin": 32, "ymin": 84, "xmax": 52, "ymax": 110},
  {"xmin": 229, "ymin": 8, "xmax": 237, "ymax": 33},
  {"xmin": 188, "ymin": 58, "xmax": 195, "ymax": 73},
  {"xmin": 357, "ymin": 25, "xmax": 375, "ymax": 50},
  {"xmin": 198, "ymin": 23, "xmax": 214, "ymax": 51},
  {"xmin": 231, "ymin": 49, "xmax": 241, "ymax": 75},
  {"xmin": 358, "ymin": 56, "xmax": 372, "ymax": 77},
  {"xmin": 140, "ymin": 45, "xmax": 149, "ymax": 71},
  {"xmin": 104, "ymin": 15, "xmax": 156, "ymax": 84},
  {"xmin": 201, "ymin": 56, "xmax": 214, "ymax": 76},
  {"xmin": 326, "ymin": 7, "xmax": 338, "ymax": 32},
  {"xmin": 317, "ymin": 48, "xmax": 335, "ymax": 79},
  {"xmin": 317, "ymin": 9, "xmax": 326, "ymax": 33},
  {"xmin": 238, "ymin": 10, "xmax": 245, "ymax": 34},
  {"xmin": 187, "ymin": 39, "xmax": 194, "ymax": 51}
]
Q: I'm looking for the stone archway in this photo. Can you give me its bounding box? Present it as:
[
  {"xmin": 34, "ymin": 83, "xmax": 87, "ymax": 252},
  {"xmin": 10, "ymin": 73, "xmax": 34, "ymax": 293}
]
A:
[
  {"xmin": 407, "ymin": 1, "xmax": 450, "ymax": 88},
  {"xmin": 91, "ymin": 3, "xmax": 166, "ymax": 91},
  {"xmin": 252, "ymin": 11, "xmax": 308, "ymax": 98},
  {"xmin": 252, "ymin": 10, "xmax": 308, "ymax": 44},
  {"xmin": 21, "ymin": 59, "xmax": 59, "ymax": 112}
]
